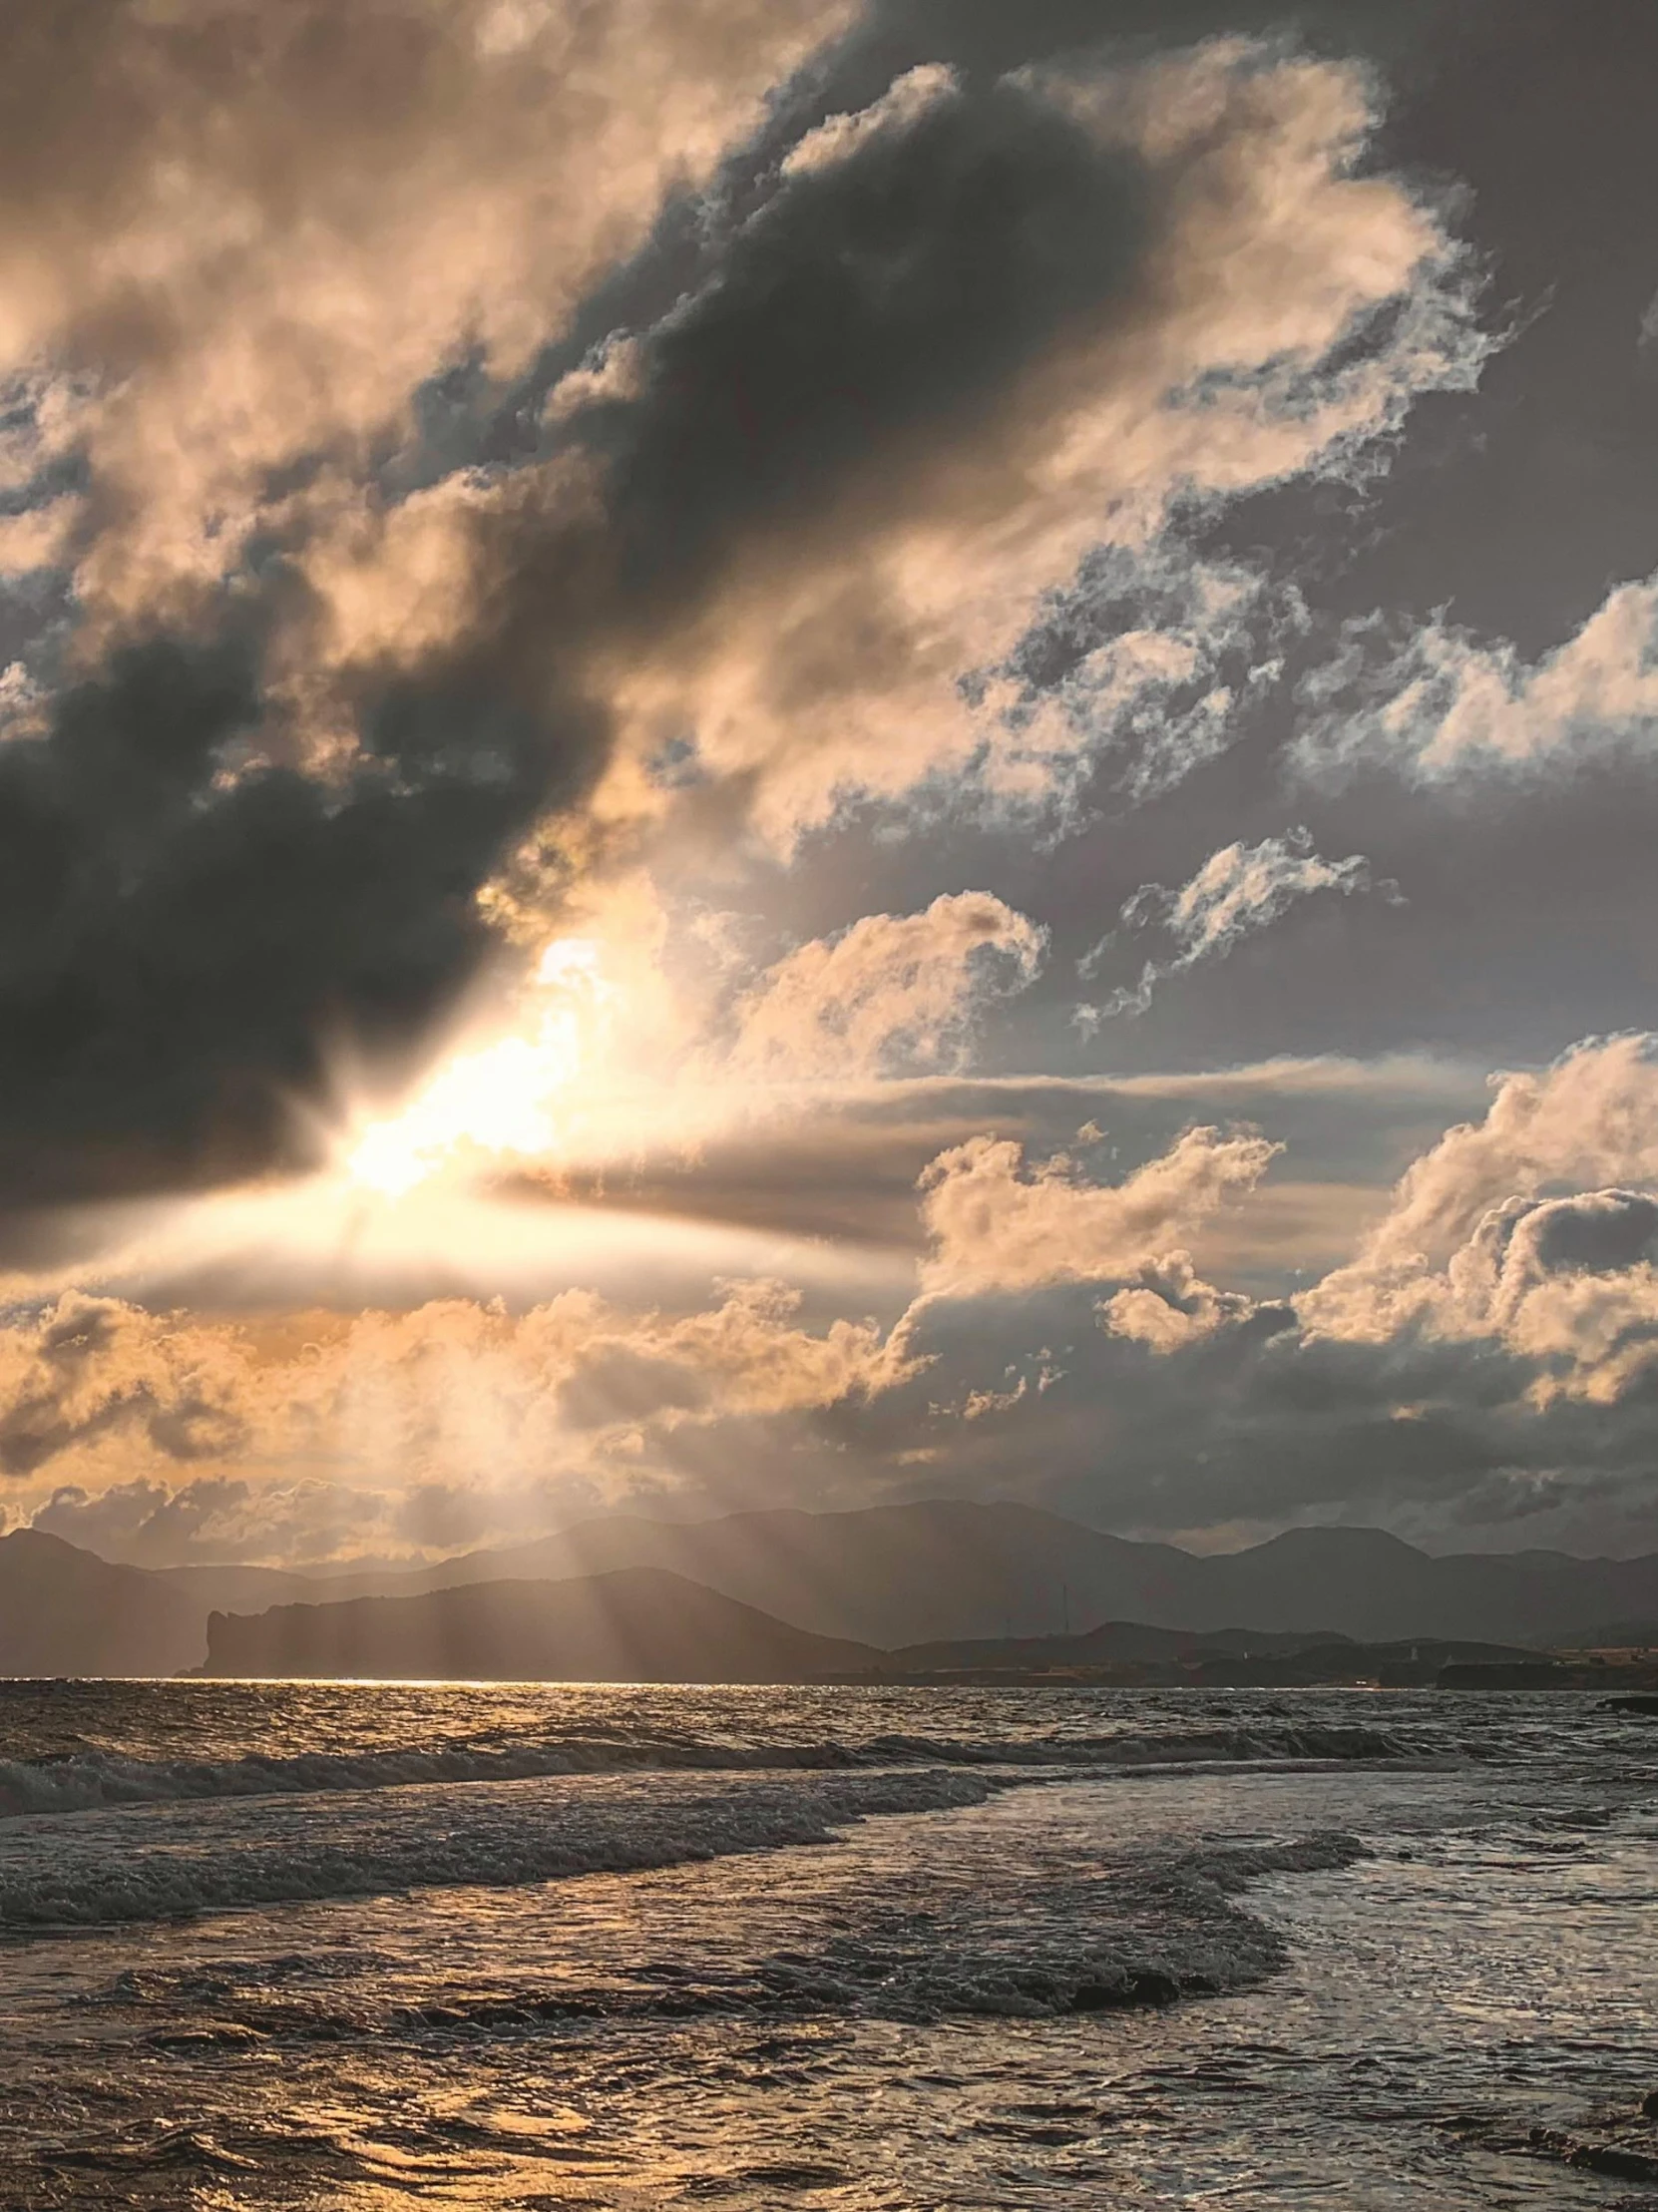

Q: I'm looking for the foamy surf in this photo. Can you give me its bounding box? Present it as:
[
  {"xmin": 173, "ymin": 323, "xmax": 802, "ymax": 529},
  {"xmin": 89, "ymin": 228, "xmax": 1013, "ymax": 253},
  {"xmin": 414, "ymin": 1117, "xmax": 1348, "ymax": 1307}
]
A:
[
  {"xmin": 0, "ymin": 1689, "xmax": 1648, "ymax": 2212},
  {"xmin": 0, "ymin": 1767, "xmax": 1006, "ymax": 1928},
  {"xmin": 0, "ymin": 1722, "xmax": 1421, "ymax": 1820}
]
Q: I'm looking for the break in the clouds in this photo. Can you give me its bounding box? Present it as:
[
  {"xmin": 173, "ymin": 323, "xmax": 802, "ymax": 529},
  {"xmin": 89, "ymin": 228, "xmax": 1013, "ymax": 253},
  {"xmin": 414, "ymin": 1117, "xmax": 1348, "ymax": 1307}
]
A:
[{"xmin": 0, "ymin": 0, "xmax": 1655, "ymax": 1564}]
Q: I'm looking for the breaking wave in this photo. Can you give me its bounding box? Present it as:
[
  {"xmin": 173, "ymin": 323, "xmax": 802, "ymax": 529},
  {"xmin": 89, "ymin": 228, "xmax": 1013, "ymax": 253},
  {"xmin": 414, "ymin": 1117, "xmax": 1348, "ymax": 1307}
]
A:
[
  {"xmin": 0, "ymin": 1723, "xmax": 1416, "ymax": 1820},
  {"xmin": 38, "ymin": 1763, "xmax": 1368, "ymax": 2028},
  {"xmin": 0, "ymin": 1769, "xmax": 1002, "ymax": 1928}
]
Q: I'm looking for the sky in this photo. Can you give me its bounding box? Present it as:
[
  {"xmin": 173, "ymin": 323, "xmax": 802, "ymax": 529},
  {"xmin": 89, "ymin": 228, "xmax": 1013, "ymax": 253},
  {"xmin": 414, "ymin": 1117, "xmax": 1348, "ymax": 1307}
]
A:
[{"xmin": 2, "ymin": 0, "xmax": 1658, "ymax": 1569}]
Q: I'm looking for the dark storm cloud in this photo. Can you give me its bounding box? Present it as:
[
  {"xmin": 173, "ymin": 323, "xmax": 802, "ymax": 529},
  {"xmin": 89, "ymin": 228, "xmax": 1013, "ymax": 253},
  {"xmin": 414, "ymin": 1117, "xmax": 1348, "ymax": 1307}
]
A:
[
  {"xmin": 0, "ymin": 636, "xmax": 597, "ymax": 1209},
  {"xmin": 593, "ymin": 79, "xmax": 1148, "ymax": 598},
  {"xmin": 748, "ymin": 1275, "xmax": 1658, "ymax": 1554},
  {"xmin": 0, "ymin": 0, "xmax": 878, "ymax": 1211},
  {"xmin": 31, "ymin": 1474, "xmax": 252, "ymax": 1565},
  {"xmin": 31, "ymin": 0, "xmax": 1441, "ymax": 1228},
  {"xmin": 0, "ymin": 10, "xmax": 1170, "ymax": 1209},
  {"xmin": 456, "ymin": 60, "xmax": 1168, "ymax": 770},
  {"xmin": 11, "ymin": 0, "xmax": 1656, "ymax": 1564},
  {"xmin": 0, "ymin": 0, "xmax": 1571, "ymax": 1237}
]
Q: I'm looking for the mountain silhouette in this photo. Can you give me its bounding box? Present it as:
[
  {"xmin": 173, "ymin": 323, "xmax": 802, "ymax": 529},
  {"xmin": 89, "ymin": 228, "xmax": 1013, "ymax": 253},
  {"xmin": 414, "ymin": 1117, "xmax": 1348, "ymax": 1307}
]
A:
[
  {"xmin": 10, "ymin": 1503, "xmax": 1658, "ymax": 1675},
  {"xmin": 0, "ymin": 1530, "xmax": 203, "ymax": 1676},
  {"xmin": 200, "ymin": 1566, "xmax": 881, "ymax": 1681},
  {"xmin": 289, "ymin": 1502, "xmax": 1658, "ymax": 1649}
]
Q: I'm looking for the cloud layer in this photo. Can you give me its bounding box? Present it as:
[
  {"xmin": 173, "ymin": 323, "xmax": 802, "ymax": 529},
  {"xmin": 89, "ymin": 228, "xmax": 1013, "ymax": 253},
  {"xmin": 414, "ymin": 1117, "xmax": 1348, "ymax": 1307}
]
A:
[
  {"xmin": 5, "ymin": 2, "xmax": 1658, "ymax": 1565},
  {"xmin": 0, "ymin": 12, "xmax": 1490, "ymax": 1212}
]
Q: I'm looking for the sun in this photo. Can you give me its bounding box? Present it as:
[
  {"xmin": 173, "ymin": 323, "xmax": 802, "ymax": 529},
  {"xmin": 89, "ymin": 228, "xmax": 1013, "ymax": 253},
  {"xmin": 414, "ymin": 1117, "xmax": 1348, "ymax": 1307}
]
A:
[{"xmin": 340, "ymin": 938, "xmax": 614, "ymax": 1197}]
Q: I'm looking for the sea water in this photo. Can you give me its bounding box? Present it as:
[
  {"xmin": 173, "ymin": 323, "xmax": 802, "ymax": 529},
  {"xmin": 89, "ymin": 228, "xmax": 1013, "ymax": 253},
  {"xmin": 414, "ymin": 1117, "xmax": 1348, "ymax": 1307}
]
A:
[{"xmin": 0, "ymin": 1683, "xmax": 1652, "ymax": 2207}]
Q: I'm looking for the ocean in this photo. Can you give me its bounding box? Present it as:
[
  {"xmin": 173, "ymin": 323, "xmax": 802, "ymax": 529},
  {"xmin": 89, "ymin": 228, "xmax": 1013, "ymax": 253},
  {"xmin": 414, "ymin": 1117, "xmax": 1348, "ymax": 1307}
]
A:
[{"xmin": 0, "ymin": 1682, "xmax": 1652, "ymax": 2208}]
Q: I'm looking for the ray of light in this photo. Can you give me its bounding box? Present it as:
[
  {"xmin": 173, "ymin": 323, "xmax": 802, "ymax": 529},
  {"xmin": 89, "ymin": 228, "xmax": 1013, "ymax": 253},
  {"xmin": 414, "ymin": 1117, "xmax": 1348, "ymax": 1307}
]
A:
[
  {"xmin": 337, "ymin": 937, "xmax": 616, "ymax": 1197},
  {"xmin": 0, "ymin": 1169, "xmax": 917, "ymax": 1317}
]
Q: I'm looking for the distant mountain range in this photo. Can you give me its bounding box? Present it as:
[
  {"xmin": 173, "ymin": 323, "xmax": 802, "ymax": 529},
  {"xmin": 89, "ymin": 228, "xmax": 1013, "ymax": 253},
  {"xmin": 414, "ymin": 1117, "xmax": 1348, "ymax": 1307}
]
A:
[
  {"xmin": 0, "ymin": 1532, "xmax": 203, "ymax": 1677},
  {"xmin": 882, "ymin": 1627, "xmax": 1559, "ymax": 1690},
  {"xmin": 3, "ymin": 1500, "xmax": 1658, "ymax": 1677},
  {"xmin": 164, "ymin": 1499, "xmax": 1658, "ymax": 1648},
  {"xmin": 202, "ymin": 1566, "xmax": 878, "ymax": 1682},
  {"xmin": 200, "ymin": 1585, "xmax": 1562, "ymax": 1688}
]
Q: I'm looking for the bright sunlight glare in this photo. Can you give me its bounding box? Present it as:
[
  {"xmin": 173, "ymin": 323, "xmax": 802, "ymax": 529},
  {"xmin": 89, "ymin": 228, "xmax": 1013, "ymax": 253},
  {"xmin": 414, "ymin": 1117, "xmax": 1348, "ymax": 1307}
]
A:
[{"xmin": 342, "ymin": 938, "xmax": 614, "ymax": 1196}]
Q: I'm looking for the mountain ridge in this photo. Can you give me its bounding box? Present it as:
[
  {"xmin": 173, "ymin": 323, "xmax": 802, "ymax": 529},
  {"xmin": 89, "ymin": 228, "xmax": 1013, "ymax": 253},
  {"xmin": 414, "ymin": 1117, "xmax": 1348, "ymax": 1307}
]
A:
[
  {"xmin": 200, "ymin": 1565, "xmax": 881, "ymax": 1682},
  {"xmin": 0, "ymin": 1530, "xmax": 203, "ymax": 1677},
  {"xmin": 6, "ymin": 1503, "xmax": 1658, "ymax": 1675}
]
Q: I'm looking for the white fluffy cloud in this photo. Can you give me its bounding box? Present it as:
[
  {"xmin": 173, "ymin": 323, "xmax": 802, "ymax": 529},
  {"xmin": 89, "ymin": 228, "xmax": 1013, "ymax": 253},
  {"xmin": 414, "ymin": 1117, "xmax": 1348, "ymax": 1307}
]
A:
[
  {"xmin": 781, "ymin": 62, "xmax": 960, "ymax": 178},
  {"xmin": 583, "ymin": 38, "xmax": 1489, "ymax": 848},
  {"xmin": 1441, "ymin": 1190, "xmax": 1658, "ymax": 1405},
  {"xmin": 728, "ymin": 892, "xmax": 1044, "ymax": 1081},
  {"xmin": 0, "ymin": 0, "xmax": 852, "ymax": 652},
  {"xmin": 1099, "ymin": 1251, "xmax": 1260, "ymax": 1352},
  {"xmin": 1304, "ymin": 1036, "xmax": 1658, "ymax": 1315},
  {"xmin": 1296, "ymin": 571, "xmax": 1658, "ymax": 786},
  {"xmin": 0, "ymin": 1279, "xmax": 914, "ymax": 1558},
  {"xmin": 1300, "ymin": 1037, "xmax": 1658, "ymax": 1400},
  {"xmin": 1079, "ymin": 827, "xmax": 1385, "ymax": 1022},
  {"xmin": 917, "ymin": 1123, "xmax": 1281, "ymax": 1297}
]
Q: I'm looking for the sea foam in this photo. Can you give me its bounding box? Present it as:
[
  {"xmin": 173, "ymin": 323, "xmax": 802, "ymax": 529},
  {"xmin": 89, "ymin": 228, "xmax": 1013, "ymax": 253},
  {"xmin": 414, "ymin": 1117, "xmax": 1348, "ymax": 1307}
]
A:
[{"xmin": 0, "ymin": 1722, "xmax": 1416, "ymax": 1820}]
